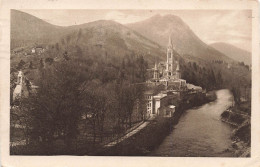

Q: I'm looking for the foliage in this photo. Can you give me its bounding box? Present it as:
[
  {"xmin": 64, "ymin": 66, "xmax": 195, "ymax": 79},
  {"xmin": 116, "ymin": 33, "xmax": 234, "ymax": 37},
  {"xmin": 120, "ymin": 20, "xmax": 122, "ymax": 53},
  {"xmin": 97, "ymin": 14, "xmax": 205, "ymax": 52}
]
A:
[
  {"xmin": 17, "ymin": 60, "xmax": 26, "ymax": 70},
  {"xmin": 11, "ymin": 45, "xmax": 148, "ymax": 153}
]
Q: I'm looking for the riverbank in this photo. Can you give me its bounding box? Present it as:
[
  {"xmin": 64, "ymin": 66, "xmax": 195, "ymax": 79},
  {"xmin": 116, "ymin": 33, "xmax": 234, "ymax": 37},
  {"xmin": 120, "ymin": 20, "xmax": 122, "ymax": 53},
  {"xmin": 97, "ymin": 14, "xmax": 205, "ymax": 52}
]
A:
[
  {"xmin": 221, "ymin": 101, "xmax": 251, "ymax": 157},
  {"xmin": 95, "ymin": 91, "xmax": 216, "ymax": 156}
]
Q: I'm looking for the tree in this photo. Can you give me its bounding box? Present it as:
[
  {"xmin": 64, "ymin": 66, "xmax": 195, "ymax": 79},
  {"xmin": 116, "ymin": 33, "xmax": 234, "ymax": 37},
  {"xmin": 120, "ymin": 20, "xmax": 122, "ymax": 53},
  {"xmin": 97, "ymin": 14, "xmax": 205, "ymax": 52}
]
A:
[
  {"xmin": 231, "ymin": 86, "xmax": 241, "ymax": 105},
  {"xmin": 55, "ymin": 43, "xmax": 60, "ymax": 51},
  {"xmin": 63, "ymin": 51, "xmax": 70, "ymax": 61},
  {"xmin": 208, "ymin": 69, "xmax": 216, "ymax": 90},
  {"xmin": 76, "ymin": 29, "xmax": 82, "ymax": 44},
  {"xmin": 193, "ymin": 62, "xmax": 197, "ymax": 71},
  {"xmin": 45, "ymin": 58, "xmax": 54, "ymax": 65},
  {"xmin": 76, "ymin": 46, "xmax": 83, "ymax": 57},
  {"xmin": 39, "ymin": 58, "xmax": 44, "ymax": 69},
  {"xmin": 17, "ymin": 60, "xmax": 25, "ymax": 70},
  {"xmin": 29, "ymin": 61, "xmax": 33, "ymax": 69},
  {"xmin": 123, "ymin": 85, "xmax": 135, "ymax": 128},
  {"xmin": 136, "ymin": 55, "xmax": 147, "ymax": 82},
  {"xmin": 216, "ymin": 71, "xmax": 223, "ymax": 88},
  {"xmin": 19, "ymin": 61, "xmax": 88, "ymax": 152}
]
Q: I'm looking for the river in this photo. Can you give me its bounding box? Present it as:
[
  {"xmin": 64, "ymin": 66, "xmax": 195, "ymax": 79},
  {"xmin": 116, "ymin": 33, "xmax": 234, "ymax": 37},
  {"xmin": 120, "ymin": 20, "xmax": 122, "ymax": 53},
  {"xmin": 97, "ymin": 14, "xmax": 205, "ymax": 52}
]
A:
[{"xmin": 149, "ymin": 89, "xmax": 235, "ymax": 157}]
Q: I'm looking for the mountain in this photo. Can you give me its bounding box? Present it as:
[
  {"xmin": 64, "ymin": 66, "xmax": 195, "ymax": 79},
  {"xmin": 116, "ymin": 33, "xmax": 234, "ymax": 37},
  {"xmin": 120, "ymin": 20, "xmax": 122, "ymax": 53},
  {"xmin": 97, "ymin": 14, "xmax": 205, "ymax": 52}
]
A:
[
  {"xmin": 11, "ymin": 10, "xmax": 69, "ymax": 49},
  {"xmin": 11, "ymin": 10, "xmax": 171, "ymax": 65},
  {"xmin": 127, "ymin": 14, "xmax": 232, "ymax": 62},
  {"xmin": 11, "ymin": 10, "xmax": 251, "ymax": 92},
  {"xmin": 210, "ymin": 42, "xmax": 251, "ymax": 65},
  {"xmin": 55, "ymin": 20, "xmax": 167, "ymax": 63},
  {"xmin": 11, "ymin": 10, "xmax": 87, "ymax": 49}
]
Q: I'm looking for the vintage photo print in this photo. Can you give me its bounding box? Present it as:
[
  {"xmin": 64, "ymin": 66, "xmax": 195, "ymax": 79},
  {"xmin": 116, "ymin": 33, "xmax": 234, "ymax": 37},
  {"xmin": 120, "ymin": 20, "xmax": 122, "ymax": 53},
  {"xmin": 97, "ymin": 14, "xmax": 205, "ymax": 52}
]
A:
[{"xmin": 1, "ymin": 0, "xmax": 259, "ymax": 167}]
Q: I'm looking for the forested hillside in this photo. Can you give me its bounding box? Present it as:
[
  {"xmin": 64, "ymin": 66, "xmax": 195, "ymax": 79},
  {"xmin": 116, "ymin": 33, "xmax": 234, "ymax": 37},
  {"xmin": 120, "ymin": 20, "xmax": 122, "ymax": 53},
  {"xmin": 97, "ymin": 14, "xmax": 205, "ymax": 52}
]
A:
[
  {"xmin": 210, "ymin": 42, "xmax": 251, "ymax": 65},
  {"xmin": 11, "ymin": 10, "xmax": 251, "ymax": 94}
]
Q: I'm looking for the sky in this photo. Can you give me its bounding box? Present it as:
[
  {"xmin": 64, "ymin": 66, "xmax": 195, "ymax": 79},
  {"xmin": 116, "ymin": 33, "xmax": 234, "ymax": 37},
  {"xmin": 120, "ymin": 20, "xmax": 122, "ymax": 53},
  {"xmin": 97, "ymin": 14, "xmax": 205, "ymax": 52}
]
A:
[{"xmin": 21, "ymin": 9, "xmax": 252, "ymax": 52}]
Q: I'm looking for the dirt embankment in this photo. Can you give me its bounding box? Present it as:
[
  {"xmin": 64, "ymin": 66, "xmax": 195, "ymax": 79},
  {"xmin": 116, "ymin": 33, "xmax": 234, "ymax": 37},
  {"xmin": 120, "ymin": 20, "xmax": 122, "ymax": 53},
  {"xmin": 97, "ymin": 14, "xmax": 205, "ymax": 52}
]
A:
[{"xmin": 221, "ymin": 101, "xmax": 251, "ymax": 157}]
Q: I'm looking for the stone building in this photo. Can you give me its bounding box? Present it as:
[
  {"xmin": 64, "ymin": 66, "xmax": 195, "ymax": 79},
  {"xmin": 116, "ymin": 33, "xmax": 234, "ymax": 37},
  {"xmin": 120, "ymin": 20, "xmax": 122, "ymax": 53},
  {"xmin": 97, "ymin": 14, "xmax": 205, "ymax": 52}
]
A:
[
  {"xmin": 144, "ymin": 90, "xmax": 156, "ymax": 116},
  {"xmin": 144, "ymin": 90, "xmax": 177, "ymax": 118}
]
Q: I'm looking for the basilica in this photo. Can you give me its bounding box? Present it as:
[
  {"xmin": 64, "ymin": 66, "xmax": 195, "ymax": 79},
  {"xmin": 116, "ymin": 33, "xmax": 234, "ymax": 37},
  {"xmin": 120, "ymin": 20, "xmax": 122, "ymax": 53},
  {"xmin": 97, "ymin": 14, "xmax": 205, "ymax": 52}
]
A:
[
  {"xmin": 148, "ymin": 36, "xmax": 187, "ymax": 90},
  {"xmin": 144, "ymin": 36, "xmax": 203, "ymax": 118}
]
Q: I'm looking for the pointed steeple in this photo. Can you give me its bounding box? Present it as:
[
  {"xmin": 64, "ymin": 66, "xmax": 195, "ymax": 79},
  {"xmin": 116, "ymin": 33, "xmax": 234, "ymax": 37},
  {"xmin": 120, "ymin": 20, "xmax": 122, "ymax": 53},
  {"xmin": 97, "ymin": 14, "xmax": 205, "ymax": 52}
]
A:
[
  {"xmin": 168, "ymin": 35, "xmax": 173, "ymax": 49},
  {"xmin": 154, "ymin": 63, "xmax": 158, "ymax": 70}
]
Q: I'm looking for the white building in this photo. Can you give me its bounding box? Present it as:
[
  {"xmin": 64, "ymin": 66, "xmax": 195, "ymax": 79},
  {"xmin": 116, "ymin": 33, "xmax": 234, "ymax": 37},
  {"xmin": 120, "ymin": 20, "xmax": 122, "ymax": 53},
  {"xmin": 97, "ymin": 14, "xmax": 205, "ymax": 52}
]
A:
[
  {"xmin": 13, "ymin": 71, "xmax": 24, "ymax": 100},
  {"xmin": 153, "ymin": 93, "xmax": 167, "ymax": 115},
  {"xmin": 12, "ymin": 71, "xmax": 38, "ymax": 102},
  {"xmin": 31, "ymin": 48, "xmax": 36, "ymax": 54},
  {"xmin": 144, "ymin": 90, "xmax": 155, "ymax": 116}
]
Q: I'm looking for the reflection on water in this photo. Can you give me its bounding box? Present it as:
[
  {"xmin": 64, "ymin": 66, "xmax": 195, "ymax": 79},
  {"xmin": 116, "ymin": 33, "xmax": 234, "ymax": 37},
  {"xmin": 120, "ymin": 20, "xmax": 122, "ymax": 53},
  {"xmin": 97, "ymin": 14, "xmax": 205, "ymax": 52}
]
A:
[{"xmin": 149, "ymin": 89, "xmax": 235, "ymax": 157}]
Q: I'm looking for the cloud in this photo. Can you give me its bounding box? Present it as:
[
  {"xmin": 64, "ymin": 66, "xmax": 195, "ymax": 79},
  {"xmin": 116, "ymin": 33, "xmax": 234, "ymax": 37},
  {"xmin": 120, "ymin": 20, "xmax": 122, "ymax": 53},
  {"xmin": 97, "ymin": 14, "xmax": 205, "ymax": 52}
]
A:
[
  {"xmin": 188, "ymin": 10, "xmax": 252, "ymax": 51},
  {"xmin": 105, "ymin": 11, "xmax": 149, "ymax": 24}
]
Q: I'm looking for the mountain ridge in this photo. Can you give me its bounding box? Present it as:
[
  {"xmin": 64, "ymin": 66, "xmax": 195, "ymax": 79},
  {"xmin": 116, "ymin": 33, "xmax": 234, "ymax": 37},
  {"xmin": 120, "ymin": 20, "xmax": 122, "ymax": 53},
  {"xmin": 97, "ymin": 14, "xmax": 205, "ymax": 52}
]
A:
[
  {"xmin": 11, "ymin": 10, "xmax": 67, "ymax": 49},
  {"xmin": 210, "ymin": 42, "xmax": 251, "ymax": 65},
  {"xmin": 11, "ymin": 10, "xmax": 174, "ymax": 65},
  {"xmin": 126, "ymin": 14, "xmax": 232, "ymax": 62},
  {"xmin": 11, "ymin": 10, "xmax": 251, "ymax": 92}
]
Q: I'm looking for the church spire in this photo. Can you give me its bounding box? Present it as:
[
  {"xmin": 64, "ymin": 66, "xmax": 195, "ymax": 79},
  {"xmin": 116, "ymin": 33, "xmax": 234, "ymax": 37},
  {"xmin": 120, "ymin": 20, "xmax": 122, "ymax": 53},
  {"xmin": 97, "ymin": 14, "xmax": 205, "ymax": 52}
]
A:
[
  {"xmin": 166, "ymin": 34, "xmax": 173, "ymax": 77},
  {"xmin": 153, "ymin": 63, "xmax": 159, "ymax": 81},
  {"xmin": 154, "ymin": 63, "xmax": 158, "ymax": 70},
  {"xmin": 168, "ymin": 35, "xmax": 173, "ymax": 49}
]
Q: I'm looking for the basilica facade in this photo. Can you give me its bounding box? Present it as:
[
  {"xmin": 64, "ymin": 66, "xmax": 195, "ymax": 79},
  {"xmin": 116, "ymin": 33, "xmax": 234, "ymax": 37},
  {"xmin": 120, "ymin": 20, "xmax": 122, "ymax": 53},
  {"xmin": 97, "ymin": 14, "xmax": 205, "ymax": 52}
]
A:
[
  {"xmin": 144, "ymin": 36, "xmax": 188, "ymax": 118},
  {"xmin": 149, "ymin": 36, "xmax": 186, "ymax": 90}
]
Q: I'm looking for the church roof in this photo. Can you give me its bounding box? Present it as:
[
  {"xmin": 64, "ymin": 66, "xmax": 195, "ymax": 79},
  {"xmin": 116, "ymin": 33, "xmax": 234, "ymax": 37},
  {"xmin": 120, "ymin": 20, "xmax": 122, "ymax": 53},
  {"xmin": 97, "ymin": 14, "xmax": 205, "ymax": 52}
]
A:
[
  {"xmin": 153, "ymin": 93, "xmax": 167, "ymax": 100},
  {"xmin": 144, "ymin": 89, "xmax": 155, "ymax": 95}
]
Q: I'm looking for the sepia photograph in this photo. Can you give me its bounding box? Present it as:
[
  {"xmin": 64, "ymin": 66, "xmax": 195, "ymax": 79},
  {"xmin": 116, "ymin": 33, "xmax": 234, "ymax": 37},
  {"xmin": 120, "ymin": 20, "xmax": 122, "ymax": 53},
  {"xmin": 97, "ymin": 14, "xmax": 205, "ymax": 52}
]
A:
[
  {"xmin": 8, "ymin": 9, "xmax": 253, "ymax": 157},
  {"xmin": 7, "ymin": 8, "xmax": 256, "ymax": 159}
]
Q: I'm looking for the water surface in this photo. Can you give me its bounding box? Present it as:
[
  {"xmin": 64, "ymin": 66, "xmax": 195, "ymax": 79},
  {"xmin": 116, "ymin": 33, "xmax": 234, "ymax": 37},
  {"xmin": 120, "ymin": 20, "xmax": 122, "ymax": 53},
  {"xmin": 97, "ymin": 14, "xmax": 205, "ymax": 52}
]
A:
[{"xmin": 150, "ymin": 89, "xmax": 234, "ymax": 157}]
